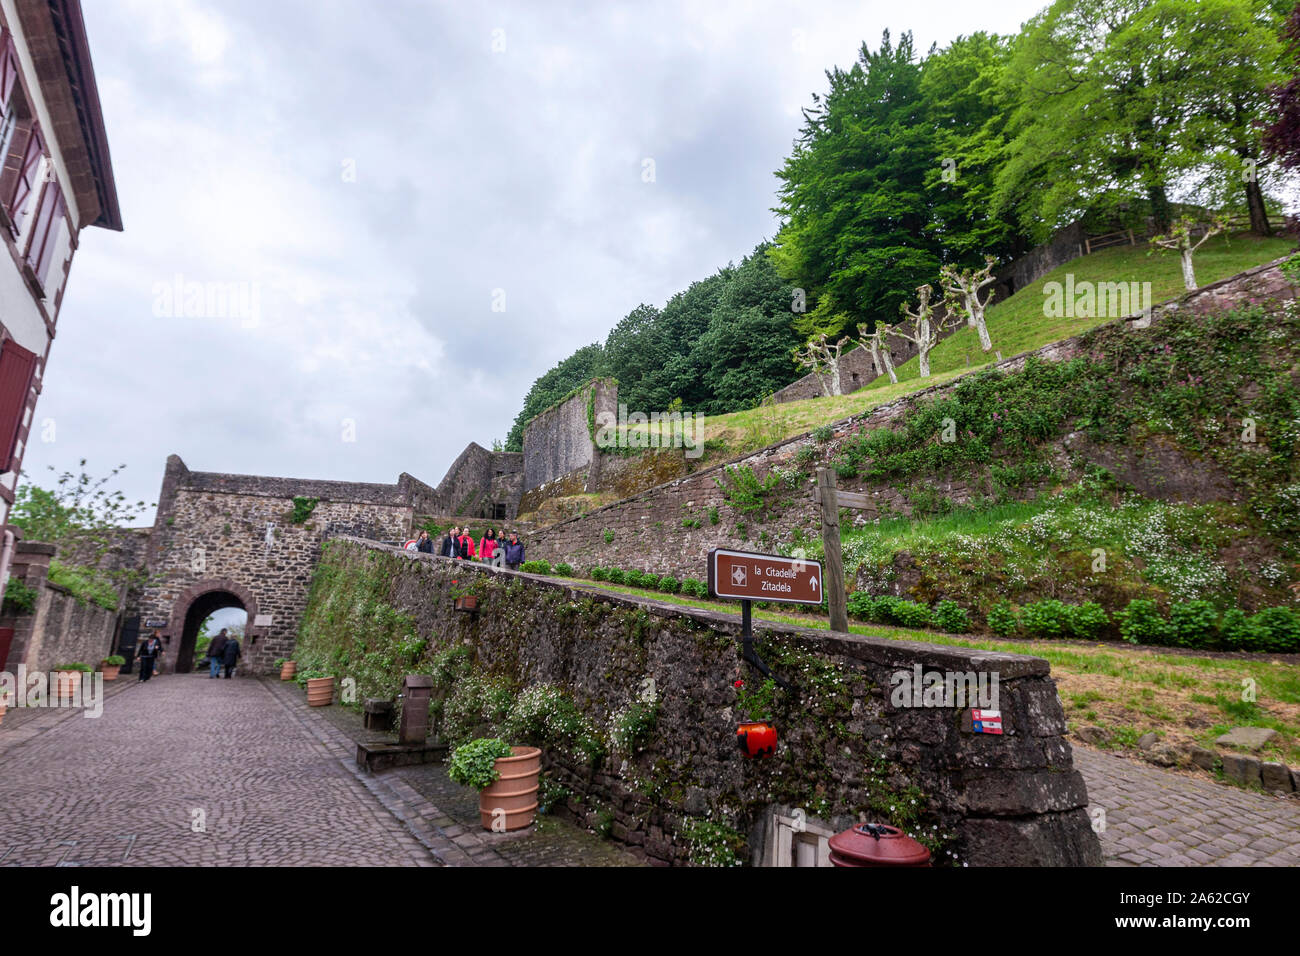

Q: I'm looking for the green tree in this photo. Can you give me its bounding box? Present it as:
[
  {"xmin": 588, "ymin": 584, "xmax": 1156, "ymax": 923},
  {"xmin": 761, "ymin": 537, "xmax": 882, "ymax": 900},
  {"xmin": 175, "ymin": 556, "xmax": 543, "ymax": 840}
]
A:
[{"xmin": 771, "ymin": 31, "xmax": 944, "ymax": 339}]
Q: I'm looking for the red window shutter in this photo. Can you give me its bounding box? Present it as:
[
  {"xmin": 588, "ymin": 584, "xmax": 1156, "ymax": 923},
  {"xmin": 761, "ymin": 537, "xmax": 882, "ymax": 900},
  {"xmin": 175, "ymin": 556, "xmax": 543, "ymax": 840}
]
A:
[
  {"xmin": 27, "ymin": 179, "xmax": 62, "ymax": 286},
  {"xmin": 6, "ymin": 123, "xmax": 41, "ymax": 231},
  {"xmin": 0, "ymin": 35, "xmax": 17, "ymax": 114},
  {"xmin": 0, "ymin": 338, "xmax": 36, "ymax": 472}
]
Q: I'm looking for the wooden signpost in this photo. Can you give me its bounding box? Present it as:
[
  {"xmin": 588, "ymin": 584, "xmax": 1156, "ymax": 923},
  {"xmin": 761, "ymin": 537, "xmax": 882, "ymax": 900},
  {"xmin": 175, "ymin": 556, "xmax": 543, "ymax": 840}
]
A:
[
  {"xmin": 708, "ymin": 547, "xmax": 824, "ymax": 691},
  {"xmin": 814, "ymin": 468, "xmax": 850, "ymax": 634}
]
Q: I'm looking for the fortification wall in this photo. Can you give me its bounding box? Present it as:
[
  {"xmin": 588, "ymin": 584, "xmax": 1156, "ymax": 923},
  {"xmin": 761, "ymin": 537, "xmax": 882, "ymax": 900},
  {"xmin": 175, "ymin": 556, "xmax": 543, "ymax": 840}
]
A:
[
  {"xmin": 304, "ymin": 538, "xmax": 1101, "ymax": 867},
  {"xmin": 522, "ymin": 379, "xmax": 617, "ymax": 492}
]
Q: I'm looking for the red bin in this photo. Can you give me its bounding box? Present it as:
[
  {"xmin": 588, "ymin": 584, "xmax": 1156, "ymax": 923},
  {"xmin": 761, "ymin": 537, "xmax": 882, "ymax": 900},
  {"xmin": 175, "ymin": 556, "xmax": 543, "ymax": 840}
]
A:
[
  {"xmin": 736, "ymin": 721, "xmax": 777, "ymax": 758},
  {"xmin": 828, "ymin": 823, "xmax": 931, "ymax": 867}
]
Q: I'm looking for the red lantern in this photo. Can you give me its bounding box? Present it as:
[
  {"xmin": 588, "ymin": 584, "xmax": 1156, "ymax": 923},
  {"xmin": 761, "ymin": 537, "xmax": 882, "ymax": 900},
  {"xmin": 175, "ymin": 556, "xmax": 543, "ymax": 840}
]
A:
[{"xmin": 736, "ymin": 721, "xmax": 777, "ymax": 758}]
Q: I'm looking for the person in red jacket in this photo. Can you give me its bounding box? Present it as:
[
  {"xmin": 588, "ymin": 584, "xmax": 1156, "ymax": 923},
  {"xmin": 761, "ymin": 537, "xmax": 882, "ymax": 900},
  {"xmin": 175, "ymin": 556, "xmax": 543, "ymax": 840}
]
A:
[
  {"xmin": 458, "ymin": 530, "xmax": 476, "ymax": 560},
  {"xmin": 479, "ymin": 529, "xmax": 497, "ymax": 563}
]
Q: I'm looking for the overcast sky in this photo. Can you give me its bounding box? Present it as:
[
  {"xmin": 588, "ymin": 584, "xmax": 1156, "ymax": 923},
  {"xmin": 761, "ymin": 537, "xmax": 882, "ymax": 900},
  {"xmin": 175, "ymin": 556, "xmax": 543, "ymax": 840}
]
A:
[{"xmin": 24, "ymin": 0, "xmax": 1049, "ymax": 523}]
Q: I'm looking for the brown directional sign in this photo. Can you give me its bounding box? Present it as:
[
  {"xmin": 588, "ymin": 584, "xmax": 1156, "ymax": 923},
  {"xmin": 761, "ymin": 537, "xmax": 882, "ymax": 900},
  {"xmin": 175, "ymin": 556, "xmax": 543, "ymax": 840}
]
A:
[{"xmin": 708, "ymin": 548, "xmax": 824, "ymax": 606}]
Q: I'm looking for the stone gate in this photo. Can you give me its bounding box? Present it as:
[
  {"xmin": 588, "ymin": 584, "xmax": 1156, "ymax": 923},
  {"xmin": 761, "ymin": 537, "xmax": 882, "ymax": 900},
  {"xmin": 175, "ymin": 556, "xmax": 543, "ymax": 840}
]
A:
[{"xmin": 135, "ymin": 455, "xmax": 433, "ymax": 674}]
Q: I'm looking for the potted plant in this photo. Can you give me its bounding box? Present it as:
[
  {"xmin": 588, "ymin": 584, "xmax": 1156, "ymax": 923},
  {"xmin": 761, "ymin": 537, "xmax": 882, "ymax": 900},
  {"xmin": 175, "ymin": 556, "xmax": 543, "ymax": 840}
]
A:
[
  {"xmin": 275, "ymin": 658, "xmax": 296, "ymax": 681},
  {"xmin": 450, "ymin": 580, "xmax": 478, "ymax": 613},
  {"xmin": 301, "ymin": 670, "xmax": 334, "ymax": 707},
  {"xmin": 54, "ymin": 663, "xmax": 92, "ymax": 701},
  {"xmin": 448, "ymin": 737, "xmax": 541, "ymax": 831},
  {"xmin": 101, "ymin": 655, "xmax": 126, "ymax": 681}
]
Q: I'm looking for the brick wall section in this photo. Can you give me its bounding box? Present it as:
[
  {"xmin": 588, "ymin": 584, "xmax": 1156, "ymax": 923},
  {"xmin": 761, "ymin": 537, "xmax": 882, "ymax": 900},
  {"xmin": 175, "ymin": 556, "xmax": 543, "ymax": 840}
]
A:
[
  {"xmin": 325, "ymin": 537, "xmax": 1102, "ymax": 866},
  {"xmin": 1, "ymin": 542, "xmax": 117, "ymax": 672},
  {"xmin": 528, "ymin": 260, "xmax": 1294, "ymax": 580}
]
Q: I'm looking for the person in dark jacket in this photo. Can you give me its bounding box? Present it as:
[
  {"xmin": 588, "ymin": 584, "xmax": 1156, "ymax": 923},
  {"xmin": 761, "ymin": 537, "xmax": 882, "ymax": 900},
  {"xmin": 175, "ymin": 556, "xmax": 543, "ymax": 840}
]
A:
[
  {"xmin": 504, "ymin": 534, "xmax": 525, "ymax": 571},
  {"xmin": 207, "ymin": 629, "xmax": 229, "ymax": 679},
  {"xmin": 416, "ymin": 531, "xmax": 434, "ymax": 554},
  {"xmin": 137, "ymin": 632, "xmax": 162, "ymax": 682},
  {"xmin": 458, "ymin": 530, "xmax": 477, "ymax": 561},
  {"xmin": 222, "ymin": 634, "xmax": 241, "ymax": 679},
  {"xmin": 441, "ymin": 528, "xmax": 458, "ymax": 557}
]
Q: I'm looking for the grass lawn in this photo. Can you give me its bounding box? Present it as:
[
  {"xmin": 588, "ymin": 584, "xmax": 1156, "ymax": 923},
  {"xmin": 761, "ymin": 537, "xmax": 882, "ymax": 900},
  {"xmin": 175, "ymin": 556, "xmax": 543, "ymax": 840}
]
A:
[{"xmin": 554, "ymin": 574, "xmax": 1300, "ymax": 774}]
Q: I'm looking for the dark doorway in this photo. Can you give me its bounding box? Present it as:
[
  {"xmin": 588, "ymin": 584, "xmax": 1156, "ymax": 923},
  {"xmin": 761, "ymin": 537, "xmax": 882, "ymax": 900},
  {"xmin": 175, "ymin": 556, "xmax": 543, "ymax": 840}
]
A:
[{"xmin": 178, "ymin": 591, "xmax": 246, "ymax": 673}]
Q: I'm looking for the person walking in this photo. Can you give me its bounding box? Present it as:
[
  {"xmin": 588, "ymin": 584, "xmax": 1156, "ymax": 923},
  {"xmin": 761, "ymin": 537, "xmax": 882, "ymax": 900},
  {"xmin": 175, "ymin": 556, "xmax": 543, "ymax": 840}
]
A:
[
  {"xmin": 479, "ymin": 529, "xmax": 497, "ymax": 566},
  {"xmin": 137, "ymin": 631, "xmax": 162, "ymax": 683},
  {"xmin": 440, "ymin": 527, "xmax": 458, "ymax": 558},
  {"xmin": 504, "ymin": 533, "xmax": 525, "ymax": 571},
  {"xmin": 207, "ymin": 628, "xmax": 229, "ymax": 679},
  {"xmin": 222, "ymin": 632, "xmax": 241, "ymax": 678}
]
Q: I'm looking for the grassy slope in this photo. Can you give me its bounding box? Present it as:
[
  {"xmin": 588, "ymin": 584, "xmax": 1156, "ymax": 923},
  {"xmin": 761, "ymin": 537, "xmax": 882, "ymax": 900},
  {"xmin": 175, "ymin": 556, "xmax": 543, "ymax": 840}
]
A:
[
  {"xmin": 554, "ymin": 574, "xmax": 1300, "ymax": 773},
  {"xmin": 659, "ymin": 232, "xmax": 1292, "ymax": 459}
]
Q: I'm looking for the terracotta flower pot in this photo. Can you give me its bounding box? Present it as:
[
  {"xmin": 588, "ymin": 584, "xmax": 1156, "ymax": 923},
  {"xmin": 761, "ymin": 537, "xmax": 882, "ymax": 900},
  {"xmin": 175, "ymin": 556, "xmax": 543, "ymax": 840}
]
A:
[
  {"xmin": 101, "ymin": 665, "xmax": 121, "ymax": 682},
  {"xmin": 454, "ymin": 595, "xmax": 478, "ymax": 612},
  {"xmin": 55, "ymin": 671, "xmax": 81, "ymax": 702},
  {"xmin": 306, "ymin": 676, "xmax": 334, "ymax": 707},
  {"xmin": 280, "ymin": 661, "xmax": 297, "ymax": 681},
  {"xmin": 478, "ymin": 746, "xmax": 541, "ymax": 831},
  {"xmin": 0, "ymin": 703, "xmax": 7, "ymax": 725}
]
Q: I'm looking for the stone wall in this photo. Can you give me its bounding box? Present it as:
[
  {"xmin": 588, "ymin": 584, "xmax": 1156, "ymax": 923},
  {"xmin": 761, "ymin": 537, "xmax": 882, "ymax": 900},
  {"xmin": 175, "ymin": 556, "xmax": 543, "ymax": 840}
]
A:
[
  {"xmin": 1, "ymin": 542, "xmax": 118, "ymax": 672},
  {"xmin": 428, "ymin": 443, "xmax": 524, "ymax": 519},
  {"xmin": 139, "ymin": 455, "xmax": 417, "ymax": 674},
  {"xmin": 527, "ymin": 259, "xmax": 1294, "ymax": 579},
  {"xmin": 309, "ymin": 538, "xmax": 1101, "ymax": 867},
  {"xmin": 522, "ymin": 379, "xmax": 616, "ymax": 492}
]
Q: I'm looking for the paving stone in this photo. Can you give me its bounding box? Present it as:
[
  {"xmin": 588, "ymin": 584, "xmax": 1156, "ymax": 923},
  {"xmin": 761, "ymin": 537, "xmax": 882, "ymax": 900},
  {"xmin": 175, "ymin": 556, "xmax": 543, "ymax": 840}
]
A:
[
  {"xmin": 1077, "ymin": 746, "xmax": 1300, "ymax": 868},
  {"xmin": 1215, "ymin": 727, "xmax": 1280, "ymax": 750}
]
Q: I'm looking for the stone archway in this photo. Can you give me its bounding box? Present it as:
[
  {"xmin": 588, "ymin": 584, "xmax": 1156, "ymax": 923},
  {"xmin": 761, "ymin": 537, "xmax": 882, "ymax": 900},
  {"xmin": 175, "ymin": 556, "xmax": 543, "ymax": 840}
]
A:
[{"xmin": 165, "ymin": 578, "xmax": 261, "ymax": 674}]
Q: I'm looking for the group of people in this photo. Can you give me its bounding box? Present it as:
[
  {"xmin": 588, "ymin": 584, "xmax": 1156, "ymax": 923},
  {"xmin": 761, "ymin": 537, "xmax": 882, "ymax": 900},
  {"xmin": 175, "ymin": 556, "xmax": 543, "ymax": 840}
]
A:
[
  {"xmin": 414, "ymin": 527, "xmax": 525, "ymax": 570},
  {"xmin": 204, "ymin": 628, "xmax": 241, "ymax": 679}
]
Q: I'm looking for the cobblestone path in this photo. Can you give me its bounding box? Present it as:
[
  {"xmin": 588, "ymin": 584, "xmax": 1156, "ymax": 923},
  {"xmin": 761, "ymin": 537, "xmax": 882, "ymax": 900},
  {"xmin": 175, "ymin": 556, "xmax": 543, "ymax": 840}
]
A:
[
  {"xmin": 1076, "ymin": 746, "xmax": 1300, "ymax": 867},
  {"xmin": 0, "ymin": 672, "xmax": 436, "ymax": 866}
]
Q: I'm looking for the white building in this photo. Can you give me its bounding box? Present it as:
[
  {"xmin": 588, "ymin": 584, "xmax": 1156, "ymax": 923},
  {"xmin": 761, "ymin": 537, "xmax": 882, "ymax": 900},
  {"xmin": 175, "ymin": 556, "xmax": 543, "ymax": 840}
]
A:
[{"xmin": 0, "ymin": 0, "xmax": 120, "ymax": 597}]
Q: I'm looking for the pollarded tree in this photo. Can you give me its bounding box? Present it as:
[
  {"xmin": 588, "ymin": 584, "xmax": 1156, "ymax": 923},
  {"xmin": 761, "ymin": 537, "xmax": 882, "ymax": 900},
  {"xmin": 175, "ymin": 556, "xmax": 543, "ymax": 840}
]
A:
[
  {"xmin": 939, "ymin": 257, "xmax": 998, "ymax": 353},
  {"xmin": 888, "ymin": 285, "xmax": 956, "ymax": 378},
  {"xmin": 793, "ymin": 333, "xmax": 850, "ymax": 397},
  {"xmin": 857, "ymin": 323, "xmax": 899, "ymax": 385},
  {"xmin": 1150, "ymin": 217, "xmax": 1227, "ymax": 292}
]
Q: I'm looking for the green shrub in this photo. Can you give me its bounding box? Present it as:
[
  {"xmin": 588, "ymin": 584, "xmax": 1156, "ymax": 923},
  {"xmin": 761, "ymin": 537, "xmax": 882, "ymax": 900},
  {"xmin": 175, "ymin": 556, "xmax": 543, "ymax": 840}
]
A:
[
  {"xmin": 1068, "ymin": 602, "xmax": 1110, "ymax": 640},
  {"xmin": 812, "ymin": 424, "xmax": 834, "ymax": 443},
  {"xmin": 1116, "ymin": 599, "xmax": 1170, "ymax": 646},
  {"xmin": 1219, "ymin": 609, "xmax": 1267, "ymax": 651},
  {"xmin": 656, "ymin": 575, "xmax": 680, "ymax": 594},
  {"xmin": 891, "ymin": 601, "xmax": 933, "ymax": 629},
  {"xmin": 590, "ymin": 566, "xmax": 608, "ymax": 582},
  {"xmin": 605, "ymin": 568, "xmax": 627, "ymax": 585},
  {"xmin": 54, "ymin": 662, "xmax": 93, "ymax": 673},
  {"xmin": 793, "ymin": 445, "xmax": 818, "ymax": 469},
  {"xmin": 625, "ymin": 570, "xmax": 649, "ymax": 588},
  {"xmin": 447, "ymin": 737, "xmax": 512, "ymax": 790},
  {"xmin": 1251, "ymin": 606, "xmax": 1300, "ymax": 653},
  {"xmin": 519, "ymin": 560, "xmax": 552, "ymax": 575},
  {"xmin": 3, "ymin": 578, "xmax": 37, "ymax": 614},
  {"xmin": 608, "ymin": 700, "xmax": 658, "ymax": 752},
  {"xmin": 102, "ymin": 655, "xmax": 126, "ymax": 666},
  {"xmin": 442, "ymin": 673, "xmax": 514, "ymax": 746},
  {"xmin": 931, "ymin": 600, "xmax": 971, "ymax": 634},
  {"xmin": 553, "ymin": 562, "xmax": 573, "ymax": 577},
  {"xmin": 603, "ymin": 529, "xmax": 615, "ymax": 544},
  {"xmin": 985, "ymin": 600, "xmax": 1019, "ymax": 636},
  {"xmin": 504, "ymin": 684, "xmax": 604, "ymax": 764},
  {"xmin": 1020, "ymin": 600, "xmax": 1072, "ymax": 639},
  {"xmin": 680, "ymin": 578, "xmax": 708, "ymax": 598},
  {"xmin": 1168, "ymin": 600, "xmax": 1219, "ymax": 649},
  {"xmin": 846, "ymin": 591, "xmax": 875, "ymax": 621}
]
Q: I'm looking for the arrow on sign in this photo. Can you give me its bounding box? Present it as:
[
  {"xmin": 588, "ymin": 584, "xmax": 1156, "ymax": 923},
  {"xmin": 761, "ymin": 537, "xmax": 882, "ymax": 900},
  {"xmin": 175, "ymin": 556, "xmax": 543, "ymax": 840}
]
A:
[{"xmin": 810, "ymin": 576, "xmax": 819, "ymax": 592}]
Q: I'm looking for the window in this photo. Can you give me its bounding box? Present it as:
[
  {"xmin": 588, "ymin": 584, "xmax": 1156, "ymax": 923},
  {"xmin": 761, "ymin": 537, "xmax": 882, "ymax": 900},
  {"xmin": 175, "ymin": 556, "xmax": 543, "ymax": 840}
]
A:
[
  {"xmin": 0, "ymin": 338, "xmax": 37, "ymax": 473},
  {"xmin": 5, "ymin": 123, "xmax": 41, "ymax": 236},
  {"xmin": 25, "ymin": 176, "xmax": 64, "ymax": 288}
]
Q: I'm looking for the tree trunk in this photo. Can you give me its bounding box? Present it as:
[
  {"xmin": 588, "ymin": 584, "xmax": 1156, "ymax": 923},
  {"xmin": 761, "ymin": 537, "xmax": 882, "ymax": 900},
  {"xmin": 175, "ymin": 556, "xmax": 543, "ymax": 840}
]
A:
[
  {"xmin": 828, "ymin": 356, "xmax": 842, "ymax": 396},
  {"xmin": 917, "ymin": 320, "xmax": 932, "ymax": 377},
  {"xmin": 970, "ymin": 308, "xmax": 992, "ymax": 352},
  {"xmin": 1180, "ymin": 247, "xmax": 1197, "ymax": 291},
  {"xmin": 868, "ymin": 340, "xmax": 883, "ymax": 378},
  {"xmin": 1245, "ymin": 178, "xmax": 1271, "ymax": 237},
  {"xmin": 882, "ymin": 348, "xmax": 898, "ymax": 385}
]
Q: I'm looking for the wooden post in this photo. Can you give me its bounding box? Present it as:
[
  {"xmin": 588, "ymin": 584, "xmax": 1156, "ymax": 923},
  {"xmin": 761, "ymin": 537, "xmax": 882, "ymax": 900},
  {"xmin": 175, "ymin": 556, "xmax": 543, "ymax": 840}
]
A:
[{"xmin": 816, "ymin": 468, "xmax": 849, "ymax": 633}]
